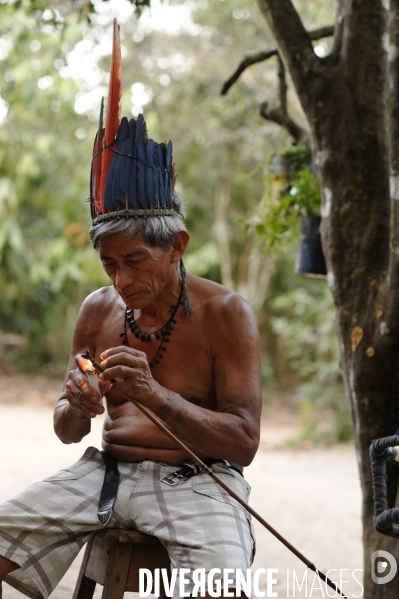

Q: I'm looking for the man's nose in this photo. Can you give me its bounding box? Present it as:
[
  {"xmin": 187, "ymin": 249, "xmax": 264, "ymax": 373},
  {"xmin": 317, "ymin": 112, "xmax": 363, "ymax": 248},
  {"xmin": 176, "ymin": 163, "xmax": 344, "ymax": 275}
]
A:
[{"xmin": 114, "ymin": 267, "xmax": 133, "ymax": 291}]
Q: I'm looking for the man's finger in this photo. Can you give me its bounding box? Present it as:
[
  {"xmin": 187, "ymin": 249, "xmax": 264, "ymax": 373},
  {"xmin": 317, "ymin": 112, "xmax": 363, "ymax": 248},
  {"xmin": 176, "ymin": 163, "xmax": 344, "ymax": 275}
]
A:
[
  {"xmin": 65, "ymin": 381, "xmax": 104, "ymax": 418},
  {"xmin": 100, "ymin": 352, "xmax": 146, "ymax": 370},
  {"xmin": 67, "ymin": 374, "xmax": 102, "ymax": 406},
  {"xmin": 99, "ymin": 364, "xmax": 138, "ymax": 382},
  {"xmin": 100, "ymin": 346, "xmax": 145, "ymax": 360},
  {"xmin": 75, "ymin": 354, "xmax": 93, "ymax": 374}
]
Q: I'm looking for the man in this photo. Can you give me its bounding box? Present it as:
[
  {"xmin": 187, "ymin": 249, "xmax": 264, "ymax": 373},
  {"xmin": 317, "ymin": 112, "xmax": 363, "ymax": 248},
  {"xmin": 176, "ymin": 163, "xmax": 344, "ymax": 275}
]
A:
[{"xmin": 0, "ymin": 22, "xmax": 261, "ymax": 599}]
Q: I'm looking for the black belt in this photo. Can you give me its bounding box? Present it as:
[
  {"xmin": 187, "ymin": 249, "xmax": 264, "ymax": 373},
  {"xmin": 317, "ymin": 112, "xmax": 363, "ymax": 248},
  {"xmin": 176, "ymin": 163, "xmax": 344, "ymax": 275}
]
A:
[
  {"xmin": 160, "ymin": 459, "xmax": 243, "ymax": 487},
  {"xmin": 98, "ymin": 452, "xmax": 120, "ymax": 526},
  {"xmin": 207, "ymin": 459, "xmax": 243, "ymax": 477},
  {"xmin": 98, "ymin": 453, "xmax": 243, "ymax": 526}
]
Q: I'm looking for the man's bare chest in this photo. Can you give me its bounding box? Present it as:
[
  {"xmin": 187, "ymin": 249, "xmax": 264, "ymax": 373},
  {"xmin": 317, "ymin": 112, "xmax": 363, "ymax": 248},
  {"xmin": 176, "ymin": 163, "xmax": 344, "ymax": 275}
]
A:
[{"xmin": 93, "ymin": 303, "xmax": 216, "ymax": 407}]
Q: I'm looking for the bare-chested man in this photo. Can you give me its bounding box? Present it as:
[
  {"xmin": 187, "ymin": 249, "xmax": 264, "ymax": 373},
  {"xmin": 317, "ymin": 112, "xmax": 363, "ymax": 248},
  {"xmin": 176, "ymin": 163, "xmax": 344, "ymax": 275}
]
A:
[
  {"xmin": 0, "ymin": 28, "xmax": 261, "ymax": 595},
  {"xmin": 0, "ymin": 206, "xmax": 261, "ymax": 598}
]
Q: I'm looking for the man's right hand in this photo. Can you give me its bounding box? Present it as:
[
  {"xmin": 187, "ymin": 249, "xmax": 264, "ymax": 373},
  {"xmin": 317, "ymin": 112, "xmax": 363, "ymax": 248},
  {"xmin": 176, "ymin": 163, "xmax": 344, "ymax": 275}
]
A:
[{"xmin": 65, "ymin": 365, "xmax": 105, "ymax": 419}]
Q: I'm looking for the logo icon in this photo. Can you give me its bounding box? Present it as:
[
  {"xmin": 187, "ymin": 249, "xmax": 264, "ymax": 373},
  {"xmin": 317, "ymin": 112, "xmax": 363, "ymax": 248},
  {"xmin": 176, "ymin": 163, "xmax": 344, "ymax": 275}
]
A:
[{"xmin": 371, "ymin": 550, "xmax": 397, "ymax": 584}]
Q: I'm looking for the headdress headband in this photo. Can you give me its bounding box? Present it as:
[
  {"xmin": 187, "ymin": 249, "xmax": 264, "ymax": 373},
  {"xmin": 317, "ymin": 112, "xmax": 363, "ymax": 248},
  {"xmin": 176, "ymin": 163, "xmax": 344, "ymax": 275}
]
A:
[{"xmin": 90, "ymin": 20, "xmax": 177, "ymax": 225}]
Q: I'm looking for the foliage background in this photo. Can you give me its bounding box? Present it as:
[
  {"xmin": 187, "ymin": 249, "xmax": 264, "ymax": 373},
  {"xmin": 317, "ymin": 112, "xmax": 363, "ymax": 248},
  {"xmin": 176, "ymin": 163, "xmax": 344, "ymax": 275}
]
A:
[{"xmin": 0, "ymin": 0, "xmax": 349, "ymax": 442}]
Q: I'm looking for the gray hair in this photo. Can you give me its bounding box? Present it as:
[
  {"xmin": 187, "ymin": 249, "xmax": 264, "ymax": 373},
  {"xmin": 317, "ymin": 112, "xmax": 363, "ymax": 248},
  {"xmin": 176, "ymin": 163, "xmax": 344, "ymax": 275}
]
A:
[{"xmin": 89, "ymin": 191, "xmax": 187, "ymax": 252}]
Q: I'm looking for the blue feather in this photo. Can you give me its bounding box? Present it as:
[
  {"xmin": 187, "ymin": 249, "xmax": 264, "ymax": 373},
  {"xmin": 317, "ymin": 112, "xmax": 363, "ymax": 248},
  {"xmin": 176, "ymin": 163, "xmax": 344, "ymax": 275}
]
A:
[
  {"xmin": 146, "ymin": 138, "xmax": 155, "ymax": 166},
  {"xmin": 104, "ymin": 153, "xmax": 119, "ymax": 211},
  {"xmin": 159, "ymin": 172, "xmax": 166, "ymax": 208},
  {"xmin": 166, "ymin": 140, "xmax": 173, "ymax": 169},
  {"xmin": 125, "ymin": 120, "xmax": 136, "ymax": 208},
  {"xmin": 145, "ymin": 165, "xmax": 154, "ymax": 207},
  {"xmin": 152, "ymin": 158, "xmax": 159, "ymax": 208},
  {"xmin": 165, "ymin": 171, "xmax": 171, "ymax": 206},
  {"xmin": 156, "ymin": 144, "xmax": 166, "ymax": 207},
  {"xmin": 145, "ymin": 139, "xmax": 155, "ymax": 205},
  {"xmin": 137, "ymin": 161, "xmax": 146, "ymax": 209},
  {"xmin": 125, "ymin": 155, "xmax": 134, "ymax": 209},
  {"xmin": 118, "ymin": 136, "xmax": 131, "ymax": 208},
  {"xmin": 157, "ymin": 143, "xmax": 166, "ymax": 171},
  {"xmin": 129, "ymin": 119, "xmax": 136, "ymax": 156},
  {"xmin": 129, "ymin": 160, "xmax": 138, "ymax": 210},
  {"xmin": 135, "ymin": 114, "xmax": 147, "ymax": 160},
  {"xmin": 112, "ymin": 156, "xmax": 123, "ymax": 210}
]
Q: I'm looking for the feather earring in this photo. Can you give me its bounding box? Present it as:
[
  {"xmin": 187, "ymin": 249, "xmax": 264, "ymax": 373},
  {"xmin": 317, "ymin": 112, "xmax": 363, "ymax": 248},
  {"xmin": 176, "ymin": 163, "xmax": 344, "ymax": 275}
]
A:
[{"xmin": 179, "ymin": 259, "xmax": 192, "ymax": 316}]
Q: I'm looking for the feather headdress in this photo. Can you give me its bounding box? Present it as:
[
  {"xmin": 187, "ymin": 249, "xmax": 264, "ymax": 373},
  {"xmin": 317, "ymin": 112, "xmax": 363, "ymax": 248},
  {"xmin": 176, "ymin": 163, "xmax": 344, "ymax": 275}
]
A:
[{"xmin": 90, "ymin": 19, "xmax": 177, "ymax": 224}]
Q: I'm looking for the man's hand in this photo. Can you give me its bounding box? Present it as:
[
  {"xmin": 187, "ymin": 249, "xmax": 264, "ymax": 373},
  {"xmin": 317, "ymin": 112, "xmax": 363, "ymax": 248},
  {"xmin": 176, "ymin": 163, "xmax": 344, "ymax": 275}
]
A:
[
  {"xmin": 65, "ymin": 356, "xmax": 105, "ymax": 419},
  {"xmin": 99, "ymin": 346, "xmax": 161, "ymax": 408}
]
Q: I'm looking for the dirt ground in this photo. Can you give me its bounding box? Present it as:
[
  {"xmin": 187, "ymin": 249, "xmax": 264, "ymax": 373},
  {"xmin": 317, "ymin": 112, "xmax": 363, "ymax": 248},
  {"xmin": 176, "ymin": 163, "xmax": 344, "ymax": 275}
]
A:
[{"xmin": 0, "ymin": 375, "xmax": 363, "ymax": 598}]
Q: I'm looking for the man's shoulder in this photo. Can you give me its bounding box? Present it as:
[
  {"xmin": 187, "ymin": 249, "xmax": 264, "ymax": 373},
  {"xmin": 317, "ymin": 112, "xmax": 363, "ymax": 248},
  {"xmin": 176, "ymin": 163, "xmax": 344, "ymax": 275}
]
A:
[
  {"xmin": 79, "ymin": 286, "xmax": 119, "ymax": 319},
  {"xmin": 189, "ymin": 275, "xmax": 256, "ymax": 325}
]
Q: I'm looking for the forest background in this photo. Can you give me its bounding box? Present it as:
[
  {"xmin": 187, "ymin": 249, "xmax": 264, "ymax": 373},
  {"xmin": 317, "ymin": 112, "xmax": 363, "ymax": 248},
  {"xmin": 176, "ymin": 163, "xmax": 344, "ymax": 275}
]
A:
[{"xmin": 0, "ymin": 0, "xmax": 347, "ymax": 444}]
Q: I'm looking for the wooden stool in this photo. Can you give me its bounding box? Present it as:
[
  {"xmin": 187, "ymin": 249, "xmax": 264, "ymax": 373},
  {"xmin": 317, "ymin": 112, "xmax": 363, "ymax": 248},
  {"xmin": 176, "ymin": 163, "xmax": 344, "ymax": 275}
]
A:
[{"xmin": 73, "ymin": 529, "xmax": 170, "ymax": 599}]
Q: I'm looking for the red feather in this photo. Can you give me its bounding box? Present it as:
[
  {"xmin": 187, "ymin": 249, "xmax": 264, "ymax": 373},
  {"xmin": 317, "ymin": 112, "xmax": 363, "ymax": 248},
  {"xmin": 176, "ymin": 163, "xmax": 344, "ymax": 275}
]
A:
[{"xmin": 99, "ymin": 19, "xmax": 122, "ymax": 210}]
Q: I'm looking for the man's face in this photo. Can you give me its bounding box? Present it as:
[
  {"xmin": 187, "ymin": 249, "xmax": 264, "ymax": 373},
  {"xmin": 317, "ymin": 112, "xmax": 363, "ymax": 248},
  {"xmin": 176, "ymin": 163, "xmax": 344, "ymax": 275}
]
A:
[{"xmin": 98, "ymin": 232, "xmax": 177, "ymax": 309}]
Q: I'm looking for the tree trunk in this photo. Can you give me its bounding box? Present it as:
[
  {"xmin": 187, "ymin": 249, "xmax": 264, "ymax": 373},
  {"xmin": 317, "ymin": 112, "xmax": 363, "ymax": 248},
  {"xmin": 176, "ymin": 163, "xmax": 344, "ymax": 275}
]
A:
[{"xmin": 255, "ymin": 0, "xmax": 399, "ymax": 595}]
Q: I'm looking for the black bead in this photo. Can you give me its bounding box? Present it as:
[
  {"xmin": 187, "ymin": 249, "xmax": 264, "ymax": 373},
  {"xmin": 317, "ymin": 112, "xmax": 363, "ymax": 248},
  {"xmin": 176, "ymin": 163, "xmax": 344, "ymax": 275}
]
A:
[
  {"xmin": 160, "ymin": 346, "xmax": 166, "ymax": 351},
  {"xmin": 120, "ymin": 332, "xmax": 125, "ymax": 337},
  {"xmin": 122, "ymin": 339, "xmax": 127, "ymax": 345},
  {"xmin": 163, "ymin": 338, "xmax": 170, "ymax": 343},
  {"xmin": 149, "ymin": 362, "xmax": 154, "ymax": 368},
  {"xmin": 157, "ymin": 353, "xmax": 163, "ymax": 359},
  {"xmin": 171, "ymin": 319, "xmax": 177, "ymax": 324},
  {"xmin": 135, "ymin": 330, "xmax": 140, "ymax": 338},
  {"xmin": 154, "ymin": 359, "xmax": 159, "ymax": 364},
  {"xmin": 155, "ymin": 332, "xmax": 161, "ymax": 340}
]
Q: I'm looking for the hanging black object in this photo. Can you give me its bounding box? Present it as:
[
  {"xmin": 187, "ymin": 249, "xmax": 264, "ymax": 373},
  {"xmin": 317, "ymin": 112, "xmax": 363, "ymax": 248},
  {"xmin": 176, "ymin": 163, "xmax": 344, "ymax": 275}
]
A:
[
  {"xmin": 370, "ymin": 435, "xmax": 399, "ymax": 538},
  {"xmin": 295, "ymin": 216, "xmax": 327, "ymax": 278}
]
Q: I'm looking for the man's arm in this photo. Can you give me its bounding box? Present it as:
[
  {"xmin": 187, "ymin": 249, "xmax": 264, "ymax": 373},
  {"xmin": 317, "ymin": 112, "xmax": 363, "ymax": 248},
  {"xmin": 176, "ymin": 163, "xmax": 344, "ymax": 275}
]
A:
[
  {"xmin": 54, "ymin": 291, "xmax": 106, "ymax": 444},
  {"xmin": 100, "ymin": 293, "xmax": 262, "ymax": 466}
]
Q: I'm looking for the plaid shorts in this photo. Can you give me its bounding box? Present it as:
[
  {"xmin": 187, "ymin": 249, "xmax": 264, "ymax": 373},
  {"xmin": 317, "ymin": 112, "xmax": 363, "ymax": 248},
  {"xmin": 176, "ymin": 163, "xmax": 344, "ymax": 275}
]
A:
[{"xmin": 0, "ymin": 447, "xmax": 255, "ymax": 599}]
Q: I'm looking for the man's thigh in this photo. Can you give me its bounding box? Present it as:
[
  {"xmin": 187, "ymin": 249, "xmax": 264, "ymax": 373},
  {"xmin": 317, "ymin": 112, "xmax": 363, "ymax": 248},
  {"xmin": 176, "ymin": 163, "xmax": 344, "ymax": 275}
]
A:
[
  {"xmin": 124, "ymin": 461, "xmax": 256, "ymax": 596},
  {"xmin": 0, "ymin": 447, "xmax": 113, "ymax": 599}
]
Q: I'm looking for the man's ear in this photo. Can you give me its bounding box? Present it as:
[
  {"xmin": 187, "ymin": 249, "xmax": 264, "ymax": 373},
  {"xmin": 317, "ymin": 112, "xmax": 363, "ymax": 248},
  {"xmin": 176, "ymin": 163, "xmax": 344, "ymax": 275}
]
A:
[{"xmin": 170, "ymin": 230, "xmax": 190, "ymax": 264}]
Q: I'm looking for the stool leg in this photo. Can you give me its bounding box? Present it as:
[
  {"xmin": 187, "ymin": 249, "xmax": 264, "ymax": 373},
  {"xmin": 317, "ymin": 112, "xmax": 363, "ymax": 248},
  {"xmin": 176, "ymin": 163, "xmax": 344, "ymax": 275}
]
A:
[
  {"xmin": 73, "ymin": 537, "xmax": 96, "ymax": 599},
  {"xmin": 101, "ymin": 541, "xmax": 134, "ymax": 599}
]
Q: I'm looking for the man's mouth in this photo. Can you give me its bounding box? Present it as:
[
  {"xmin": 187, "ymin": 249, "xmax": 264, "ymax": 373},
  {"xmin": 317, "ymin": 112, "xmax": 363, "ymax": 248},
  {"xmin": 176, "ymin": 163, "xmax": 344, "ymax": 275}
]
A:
[{"xmin": 123, "ymin": 290, "xmax": 144, "ymax": 300}]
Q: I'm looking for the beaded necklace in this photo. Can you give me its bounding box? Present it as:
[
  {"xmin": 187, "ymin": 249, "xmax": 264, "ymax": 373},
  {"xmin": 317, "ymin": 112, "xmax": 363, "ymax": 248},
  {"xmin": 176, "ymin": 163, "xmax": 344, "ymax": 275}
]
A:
[{"xmin": 120, "ymin": 286, "xmax": 184, "ymax": 368}]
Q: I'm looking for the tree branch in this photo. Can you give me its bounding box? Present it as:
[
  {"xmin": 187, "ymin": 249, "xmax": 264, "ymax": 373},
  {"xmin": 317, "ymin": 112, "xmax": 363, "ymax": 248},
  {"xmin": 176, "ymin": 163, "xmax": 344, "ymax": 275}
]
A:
[
  {"xmin": 254, "ymin": 0, "xmax": 321, "ymax": 94},
  {"xmin": 259, "ymin": 102, "xmax": 309, "ymax": 145},
  {"xmin": 221, "ymin": 25, "xmax": 334, "ymax": 96},
  {"xmin": 277, "ymin": 54, "xmax": 287, "ymax": 116},
  {"xmin": 259, "ymin": 56, "xmax": 309, "ymax": 145}
]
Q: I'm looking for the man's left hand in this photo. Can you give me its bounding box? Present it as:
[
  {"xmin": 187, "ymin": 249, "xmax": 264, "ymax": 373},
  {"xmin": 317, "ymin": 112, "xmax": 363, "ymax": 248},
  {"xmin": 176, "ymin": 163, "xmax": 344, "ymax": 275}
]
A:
[{"xmin": 99, "ymin": 346, "xmax": 161, "ymax": 408}]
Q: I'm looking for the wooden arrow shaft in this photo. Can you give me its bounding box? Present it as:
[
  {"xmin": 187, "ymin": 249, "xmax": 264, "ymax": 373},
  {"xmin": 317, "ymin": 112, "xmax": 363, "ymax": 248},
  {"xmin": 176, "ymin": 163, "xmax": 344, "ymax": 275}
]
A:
[{"xmin": 84, "ymin": 352, "xmax": 347, "ymax": 598}]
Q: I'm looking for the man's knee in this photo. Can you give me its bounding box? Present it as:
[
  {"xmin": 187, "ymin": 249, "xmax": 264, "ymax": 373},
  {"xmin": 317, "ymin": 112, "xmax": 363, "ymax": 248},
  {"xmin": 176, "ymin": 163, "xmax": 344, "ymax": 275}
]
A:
[{"xmin": 0, "ymin": 554, "xmax": 19, "ymax": 579}]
